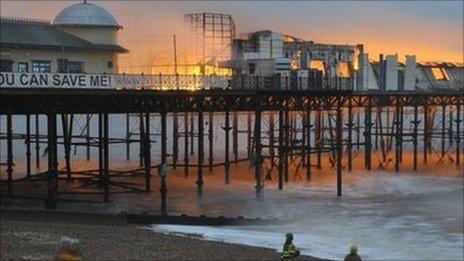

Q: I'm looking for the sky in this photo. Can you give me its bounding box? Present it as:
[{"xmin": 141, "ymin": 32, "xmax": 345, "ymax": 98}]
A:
[{"xmin": 1, "ymin": 0, "xmax": 463, "ymax": 68}]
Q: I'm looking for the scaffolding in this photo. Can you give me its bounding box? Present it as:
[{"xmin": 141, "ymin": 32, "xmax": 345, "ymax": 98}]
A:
[{"xmin": 184, "ymin": 13, "xmax": 236, "ymax": 75}]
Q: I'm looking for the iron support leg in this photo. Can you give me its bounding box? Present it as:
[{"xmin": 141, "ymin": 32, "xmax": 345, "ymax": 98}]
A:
[
  {"xmin": 26, "ymin": 114, "xmax": 31, "ymax": 178},
  {"xmin": 161, "ymin": 112, "xmax": 168, "ymax": 215},
  {"xmin": 45, "ymin": 113, "xmax": 57, "ymax": 209},
  {"xmin": 254, "ymin": 110, "xmax": 263, "ymax": 200},
  {"xmin": 6, "ymin": 114, "xmax": 13, "ymax": 195},
  {"xmin": 336, "ymin": 107, "xmax": 343, "ymax": 196},
  {"xmin": 224, "ymin": 111, "xmax": 231, "ymax": 184},
  {"xmin": 145, "ymin": 113, "xmax": 151, "ymax": 192},
  {"xmin": 197, "ymin": 111, "xmax": 204, "ymax": 196}
]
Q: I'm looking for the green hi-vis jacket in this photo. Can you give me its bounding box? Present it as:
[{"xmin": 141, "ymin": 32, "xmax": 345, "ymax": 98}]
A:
[{"xmin": 281, "ymin": 242, "xmax": 299, "ymax": 261}]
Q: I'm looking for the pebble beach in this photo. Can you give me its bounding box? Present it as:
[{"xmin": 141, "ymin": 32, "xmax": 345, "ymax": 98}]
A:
[{"xmin": 1, "ymin": 209, "xmax": 320, "ymax": 260}]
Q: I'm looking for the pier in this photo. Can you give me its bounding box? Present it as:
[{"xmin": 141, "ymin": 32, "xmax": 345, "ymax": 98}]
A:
[{"xmin": 0, "ymin": 86, "xmax": 463, "ymax": 211}]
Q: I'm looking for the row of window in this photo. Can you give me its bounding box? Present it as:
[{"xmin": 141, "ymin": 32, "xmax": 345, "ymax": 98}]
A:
[{"xmin": 0, "ymin": 59, "xmax": 114, "ymax": 73}]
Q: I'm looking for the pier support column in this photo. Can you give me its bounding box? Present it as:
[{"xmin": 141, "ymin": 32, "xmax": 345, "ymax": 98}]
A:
[
  {"xmin": 190, "ymin": 113, "xmax": 195, "ymax": 155},
  {"xmin": 208, "ymin": 112, "xmax": 214, "ymax": 171},
  {"xmin": 246, "ymin": 112, "xmax": 251, "ymax": 160},
  {"xmin": 412, "ymin": 106, "xmax": 419, "ymax": 171},
  {"xmin": 144, "ymin": 113, "xmax": 151, "ymax": 192},
  {"xmin": 302, "ymin": 112, "xmax": 307, "ymax": 177},
  {"xmin": 233, "ymin": 112, "xmax": 239, "ymax": 164},
  {"xmin": 254, "ymin": 110, "xmax": 263, "ymax": 200},
  {"xmin": 6, "ymin": 114, "xmax": 13, "ymax": 195},
  {"xmin": 306, "ymin": 108, "xmax": 312, "ymax": 181},
  {"xmin": 347, "ymin": 101, "xmax": 353, "ymax": 172},
  {"xmin": 184, "ymin": 112, "xmax": 189, "ymax": 177},
  {"xmin": 449, "ymin": 107, "xmax": 454, "ymax": 145},
  {"xmin": 284, "ymin": 110, "xmax": 289, "ymax": 182},
  {"xmin": 278, "ymin": 109, "xmax": 284, "ymax": 190},
  {"xmin": 139, "ymin": 114, "xmax": 144, "ymax": 167},
  {"xmin": 87, "ymin": 114, "xmax": 91, "ymax": 161},
  {"xmin": 316, "ymin": 110, "xmax": 322, "ymax": 169},
  {"xmin": 197, "ymin": 110, "xmax": 204, "ymax": 197},
  {"xmin": 103, "ymin": 113, "xmax": 109, "ymax": 202},
  {"xmin": 35, "ymin": 114, "xmax": 40, "ymax": 168},
  {"xmin": 364, "ymin": 101, "xmax": 372, "ymax": 171},
  {"xmin": 45, "ymin": 112, "xmax": 57, "ymax": 209},
  {"xmin": 160, "ymin": 112, "xmax": 168, "ymax": 215},
  {"xmin": 456, "ymin": 103, "xmax": 461, "ymax": 167},
  {"xmin": 173, "ymin": 112, "xmax": 179, "ymax": 169},
  {"xmin": 61, "ymin": 114, "xmax": 73, "ymax": 181},
  {"xmin": 394, "ymin": 104, "xmax": 401, "ymax": 172},
  {"xmin": 98, "ymin": 114, "xmax": 103, "ymax": 189},
  {"xmin": 224, "ymin": 111, "xmax": 231, "ymax": 184},
  {"xmin": 126, "ymin": 113, "xmax": 130, "ymax": 161},
  {"xmin": 423, "ymin": 106, "xmax": 428, "ymax": 164},
  {"xmin": 269, "ymin": 112, "xmax": 275, "ymax": 168},
  {"xmin": 356, "ymin": 111, "xmax": 361, "ymax": 150},
  {"xmin": 336, "ymin": 107, "xmax": 343, "ymax": 196},
  {"xmin": 441, "ymin": 105, "xmax": 446, "ymax": 162},
  {"xmin": 26, "ymin": 114, "xmax": 31, "ymax": 178}
]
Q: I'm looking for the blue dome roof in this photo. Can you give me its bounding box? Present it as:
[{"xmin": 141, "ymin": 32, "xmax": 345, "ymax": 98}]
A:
[{"xmin": 52, "ymin": 2, "xmax": 120, "ymax": 28}]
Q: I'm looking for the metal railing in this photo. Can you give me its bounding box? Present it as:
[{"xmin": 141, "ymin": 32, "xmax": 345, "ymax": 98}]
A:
[{"xmin": 0, "ymin": 72, "xmax": 354, "ymax": 90}]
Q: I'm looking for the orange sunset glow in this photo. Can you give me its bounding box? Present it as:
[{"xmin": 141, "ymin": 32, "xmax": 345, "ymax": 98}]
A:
[{"xmin": 1, "ymin": 0, "xmax": 462, "ymax": 74}]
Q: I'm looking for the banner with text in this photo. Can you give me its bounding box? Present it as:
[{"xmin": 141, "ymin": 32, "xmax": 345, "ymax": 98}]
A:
[{"xmin": 0, "ymin": 73, "xmax": 230, "ymax": 89}]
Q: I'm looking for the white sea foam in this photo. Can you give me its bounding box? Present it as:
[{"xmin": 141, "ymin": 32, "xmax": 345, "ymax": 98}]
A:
[{"xmin": 149, "ymin": 174, "xmax": 464, "ymax": 260}]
